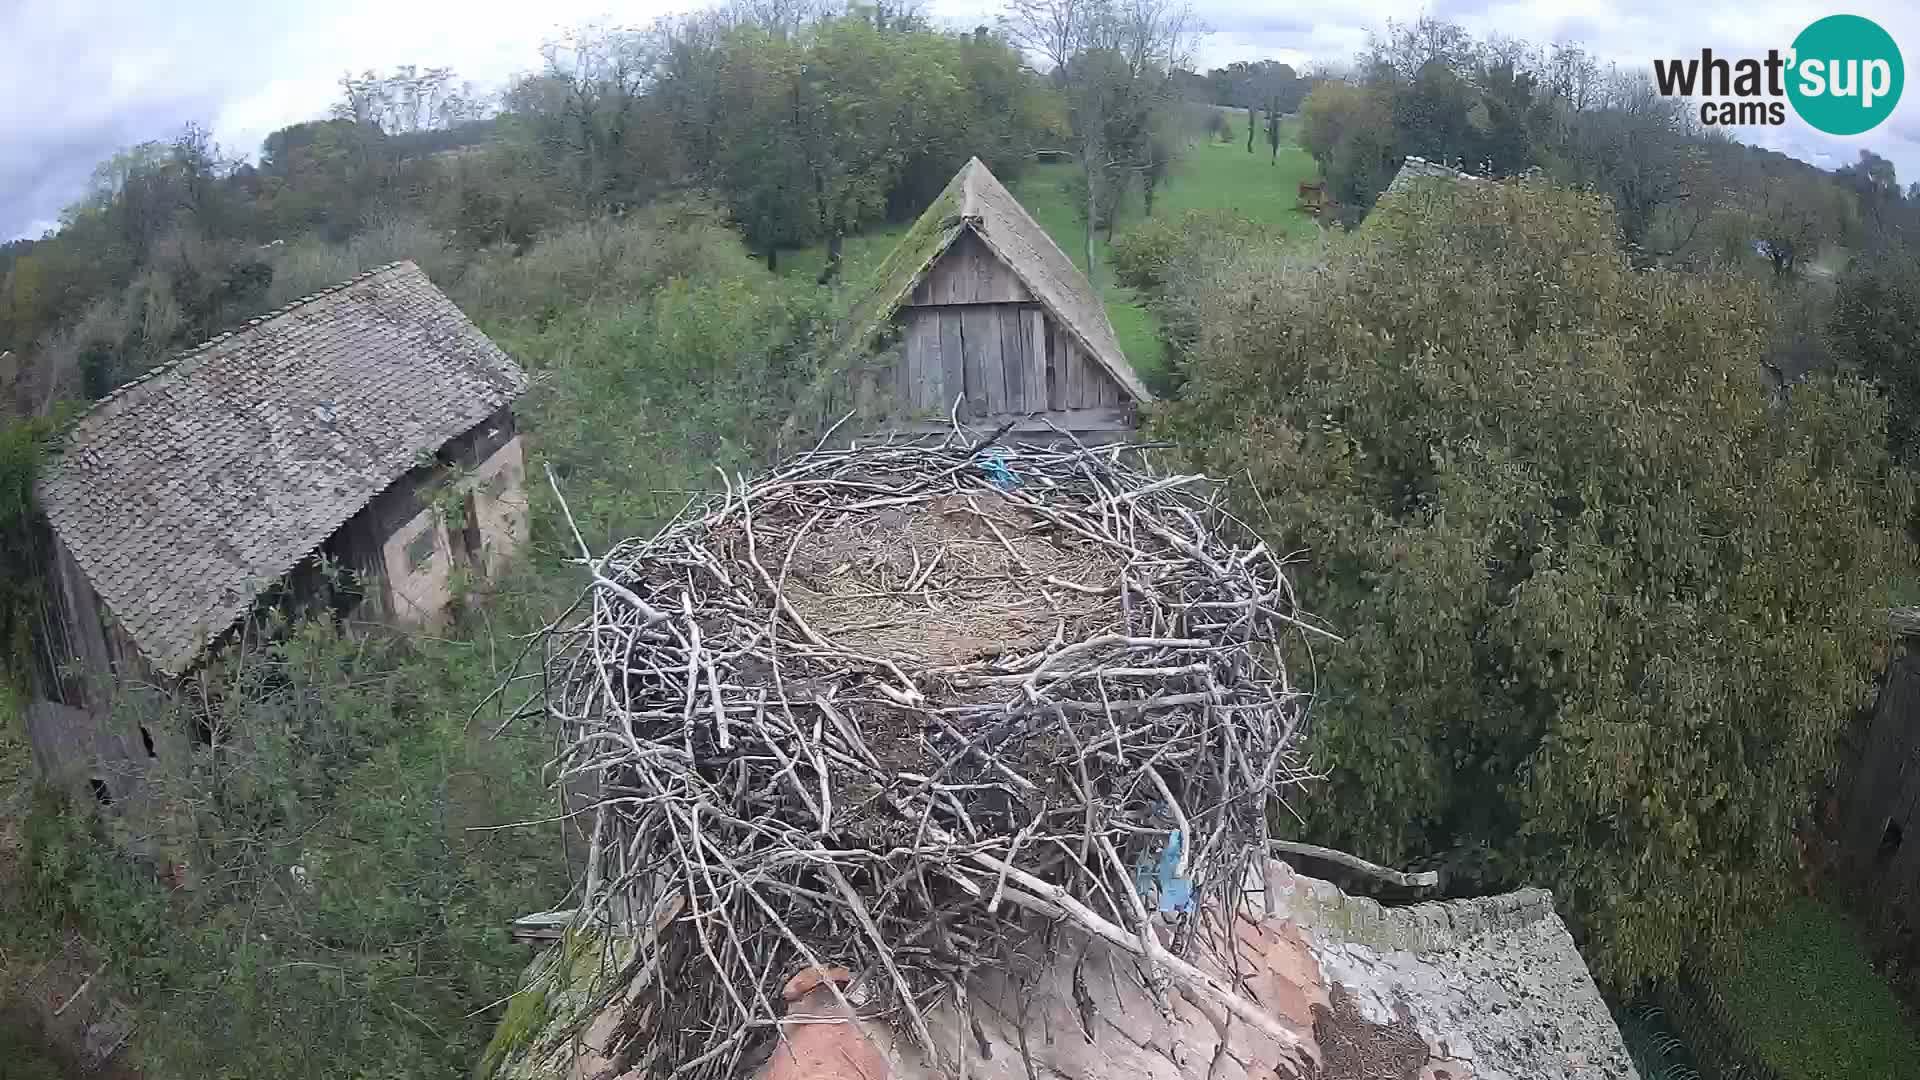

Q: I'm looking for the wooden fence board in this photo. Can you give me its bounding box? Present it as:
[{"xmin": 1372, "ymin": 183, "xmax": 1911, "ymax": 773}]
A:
[
  {"xmin": 939, "ymin": 311, "xmax": 966, "ymax": 419},
  {"xmin": 1025, "ymin": 309, "xmax": 1049, "ymax": 412},
  {"xmin": 998, "ymin": 306, "xmax": 1029, "ymax": 411},
  {"xmin": 960, "ymin": 307, "xmax": 999, "ymax": 417}
]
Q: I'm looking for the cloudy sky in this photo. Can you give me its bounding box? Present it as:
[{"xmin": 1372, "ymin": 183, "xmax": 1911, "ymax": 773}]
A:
[{"xmin": 3, "ymin": 0, "xmax": 1916, "ymax": 240}]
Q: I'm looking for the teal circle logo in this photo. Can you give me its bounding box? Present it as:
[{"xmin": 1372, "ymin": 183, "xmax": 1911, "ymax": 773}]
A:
[{"xmin": 1787, "ymin": 15, "xmax": 1903, "ymax": 135}]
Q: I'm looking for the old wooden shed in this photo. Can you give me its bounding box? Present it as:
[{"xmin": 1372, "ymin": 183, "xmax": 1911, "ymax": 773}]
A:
[
  {"xmin": 24, "ymin": 261, "xmax": 530, "ymax": 804},
  {"xmin": 819, "ymin": 157, "xmax": 1150, "ymax": 443}
]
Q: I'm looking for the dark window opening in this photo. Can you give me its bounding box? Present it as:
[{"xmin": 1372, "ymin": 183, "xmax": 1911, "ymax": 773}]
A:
[
  {"xmin": 460, "ymin": 493, "xmax": 483, "ymax": 565},
  {"xmin": 140, "ymin": 725, "xmax": 157, "ymax": 759},
  {"xmin": 88, "ymin": 777, "xmax": 113, "ymax": 805},
  {"xmin": 1877, "ymin": 820, "xmax": 1904, "ymax": 866},
  {"xmin": 404, "ymin": 523, "xmax": 438, "ymax": 572}
]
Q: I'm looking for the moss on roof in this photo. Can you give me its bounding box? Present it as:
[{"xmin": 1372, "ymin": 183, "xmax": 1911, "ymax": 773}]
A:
[{"xmin": 787, "ymin": 157, "xmax": 1149, "ymax": 445}]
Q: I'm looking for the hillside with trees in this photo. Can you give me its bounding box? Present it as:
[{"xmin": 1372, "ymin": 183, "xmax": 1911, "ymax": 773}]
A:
[{"xmin": 5, "ymin": 3, "xmax": 1920, "ymax": 1078}]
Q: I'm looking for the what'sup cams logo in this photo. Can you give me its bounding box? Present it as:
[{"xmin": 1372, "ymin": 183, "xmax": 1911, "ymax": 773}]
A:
[{"xmin": 1653, "ymin": 15, "xmax": 1904, "ymax": 135}]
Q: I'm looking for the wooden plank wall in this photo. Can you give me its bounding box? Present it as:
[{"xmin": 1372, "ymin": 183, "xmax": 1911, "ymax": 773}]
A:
[
  {"xmin": 890, "ymin": 311, "xmax": 1128, "ymax": 420},
  {"xmin": 1047, "ymin": 323, "xmax": 1127, "ymax": 412},
  {"xmin": 892, "ymin": 305, "xmax": 1126, "ymax": 419},
  {"xmin": 908, "ymin": 231, "xmax": 1033, "ymax": 306},
  {"xmin": 861, "ymin": 231, "xmax": 1132, "ymax": 429}
]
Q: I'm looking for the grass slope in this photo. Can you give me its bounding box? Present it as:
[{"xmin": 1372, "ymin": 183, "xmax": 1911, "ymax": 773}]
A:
[
  {"xmin": 1716, "ymin": 898, "xmax": 1920, "ymax": 1079},
  {"xmin": 781, "ymin": 131, "xmax": 1321, "ymax": 389}
]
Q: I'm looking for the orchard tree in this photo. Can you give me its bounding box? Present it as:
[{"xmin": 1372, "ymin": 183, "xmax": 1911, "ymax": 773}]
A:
[{"xmin": 1158, "ymin": 177, "xmax": 1910, "ymax": 987}]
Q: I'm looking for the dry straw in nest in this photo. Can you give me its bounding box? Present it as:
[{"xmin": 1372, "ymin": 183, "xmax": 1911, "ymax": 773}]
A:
[{"xmin": 529, "ymin": 429, "xmax": 1336, "ymax": 1078}]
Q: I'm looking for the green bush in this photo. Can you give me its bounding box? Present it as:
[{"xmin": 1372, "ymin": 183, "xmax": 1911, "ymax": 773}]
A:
[
  {"xmin": 1111, "ymin": 209, "xmax": 1317, "ymax": 395},
  {"xmin": 1830, "ymin": 250, "xmax": 1920, "ymax": 462},
  {"xmin": 264, "ymin": 215, "xmax": 462, "ymax": 308},
  {"xmin": 7, "ymin": 625, "xmax": 570, "ymax": 1080},
  {"xmin": 0, "ymin": 412, "xmax": 63, "ymax": 693},
  {"xmin": 454, "ymin": 203, "xmax": 745, "ymax": 331},
  {"xmin": 1157, "ymin": 176, "xmax": 1911, "ymax": 988},
  {"xmin": 490, "ymin": 217, "xmax": 831, "ymax": 552}
]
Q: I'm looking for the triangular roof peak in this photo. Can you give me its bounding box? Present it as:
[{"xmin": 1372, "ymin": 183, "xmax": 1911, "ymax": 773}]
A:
[{"xmin": 830, "ymin": 157, "xmax": 1150, "ymax": 404}]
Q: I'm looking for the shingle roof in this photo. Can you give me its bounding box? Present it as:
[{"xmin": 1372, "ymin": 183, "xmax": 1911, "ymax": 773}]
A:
[
  {"xmin": 38, "ymin": 261, "xmax": 525, "ymax": 675},
  {"xmin": 1382, "ymin": 154, "xmax": 1479, "ymax": 198},
  {"xmin": 830, "ymin": 157, "xmax": 1150, "ymax": 403}
]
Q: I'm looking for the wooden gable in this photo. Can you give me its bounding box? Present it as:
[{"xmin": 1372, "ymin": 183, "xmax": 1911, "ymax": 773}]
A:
[
  {"xmin": 880, "ymin": 226, "xmax": 1131, "ymax": 429},
  {"xmin": 908, "ymin": 231, "xmax": 1033, "ymax": 306}
]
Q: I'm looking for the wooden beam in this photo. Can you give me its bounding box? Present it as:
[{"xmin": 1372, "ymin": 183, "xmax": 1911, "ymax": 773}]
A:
[
  {"xmin": 1044, "ymin": 315, "xmax": 1063, "ymax": 411},
  {"xmin": 1024, "ymin": 309, "xmax": 1048, "ymax": 413},
  {"xmin": 938, "ymin": 310, "xmax": 966, "ymax": 419},
  {"xmin": 1269, "ymin": 840, "xmax": 1440, "ymax": 889},
  {"xmin": 962, "ymin": 306, "xmax": 1005, "ymax": 416},
  {"xmin": 999, "ymin": 305, "xmax": 1028, "ymax": 411},
  {"xmin": 870, "ymin": 407, "xmax": 1135, "ymax": 435}
]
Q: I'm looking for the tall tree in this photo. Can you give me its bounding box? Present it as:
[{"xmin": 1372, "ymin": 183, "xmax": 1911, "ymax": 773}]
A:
[
  {"xmin": 1555, "ymin": 71, "xmax": 1708, "ymax": 253},
  {"xmin": 1159, "ymin": 177, "xmax": 1909, "ymax": 988},
  {"xmin": 1001, "ymin": 0, "xmax": 1195, "ymax": 285}
]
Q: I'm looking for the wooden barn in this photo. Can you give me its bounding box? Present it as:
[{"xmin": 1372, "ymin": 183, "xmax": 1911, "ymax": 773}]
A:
[
  {"xmin": 23, "ymin": 261, "xmax": 529, "ymax": 805},
  {"xmin": 819, "ymin": 157, "xmax": 1150, "ymax": 444}
]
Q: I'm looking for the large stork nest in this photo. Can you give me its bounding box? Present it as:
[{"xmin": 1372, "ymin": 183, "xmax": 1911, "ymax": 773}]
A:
[{"xmin": 533, "ymin": 435, "xmax": 1334, "ymax": 1078}]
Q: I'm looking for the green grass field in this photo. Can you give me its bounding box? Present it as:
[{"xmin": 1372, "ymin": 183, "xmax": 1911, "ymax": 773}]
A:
[
  {"xmin": 1004, "ymin": 136, "xmax": 1318, "ymax": 384},
  {"xmin": 1715, "ymin": 898, "xmax": 1920, "ymax": 1079},
  {"xmin": 781, "ymin": 129, "xmax": 1321, "ymax": 387}
]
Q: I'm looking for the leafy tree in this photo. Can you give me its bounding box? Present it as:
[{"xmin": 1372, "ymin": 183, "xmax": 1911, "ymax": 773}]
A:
[
  {"xmin": 1204, "ymin": 60, "xmax": 1302, "ymax": 111},
  {"xmin": 1157, "ymin": 177, "xmax": 1910, "ymax": 988},
  {"xmin": 1837, "ymin": 149, "xmax": 1899, "ymax": 202},
  {"xmin": 1299, "ymin": 80, "xmax": 1396, "ymax": 214},
  {"xmin": 333, "ymin": 65, "xmax": 489, "ymax": 134},
  {"xmin": 0, "ymin": 414, "xmax": 59, "ymax": 691},
  {"xmin": 1390, "ymin": 59, "xmax": 1477, "ymax": 166},
  {"xmin": 1362, "ymin": 15, "xmax": 1477, "ymax": 83},
  {"xmin": 1002, "ymin": 0, "xmax": 1194, "ymax": 279},
  {"xmin": 1554, "ymin": 72, "xmax": 1708, "ymax": 253},
  {"xmin": 511, "ymin": 26, "xmax": 674, "ymax": 217},
  {"xmin": 1835, "ymin": 149, "xmax": 1909, "ymax": 248},
  {"xmin": 1831, "ymin": 251, "xmax": 1920, "ymax": 460},
  {"xmin": 1748, "ymin": 173, "xmax": 1852, "ymax": 277}
]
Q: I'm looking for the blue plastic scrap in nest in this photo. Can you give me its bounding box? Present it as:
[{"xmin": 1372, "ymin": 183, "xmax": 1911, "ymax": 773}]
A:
[
  {"xmin": 1133, "ymin": 830, "xmax": 1195, "ymax": 914},
  {"xmin": 980, "ymin": 451, "xmax": 1020, "ymax": 491}
]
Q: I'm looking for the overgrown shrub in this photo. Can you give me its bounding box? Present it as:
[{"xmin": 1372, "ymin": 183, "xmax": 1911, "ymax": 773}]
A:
[
  {"xmin": 264, "ymin": 214, "xmax": 460, "ymax": 307},
  {"xmin": 8, "ymin": 624, "xmax": 569, "ymax": 1079},
  {"xmin": 1831, "ymin": 250, "xmax": 1920, "ymax": 462},
  {"xmin": 0, "ymin": 413, "xmax": 61, "ymax": 694},
  {"xmin": 1112, "ymin": 209, "xmax": 1321, "ymax": 393},
  {"xmin": 1157, "ymin": 176, "xmax": 1912, "ymax": 988},
  {"xmin": 496, "ymin": 224, "xmax": 832, "ymax": 550},
  {"xmin": 453, "ymin": 202, "xmax": 740, "ymax": 331}
]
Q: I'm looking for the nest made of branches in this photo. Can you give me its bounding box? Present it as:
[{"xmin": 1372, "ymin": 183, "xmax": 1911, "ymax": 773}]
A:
[{"xmin": 531, "ymin": 431, "xmax": 1336, "ymax": 1079}]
